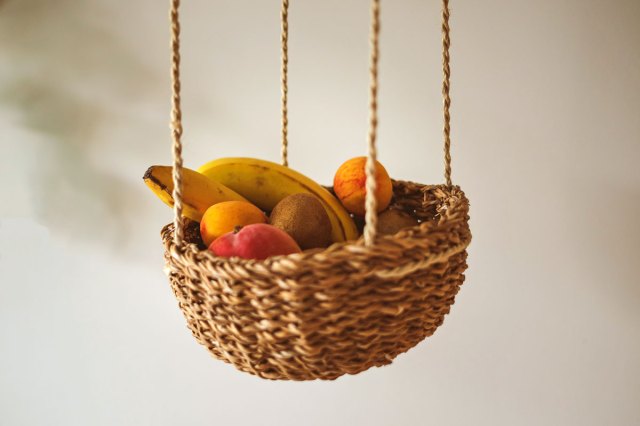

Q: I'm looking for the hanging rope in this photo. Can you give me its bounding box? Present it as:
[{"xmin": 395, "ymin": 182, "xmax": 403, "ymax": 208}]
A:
[
  {"xmin": 170, "ymin": 0, "xmax": 184, "ymax": 245},
  {"xmin": 280, "ymin": 0, "xmax": 290, "ymax": 167},
  {"xmin": 442, "ymin": 0, "xmax": 453, "ymax": 186},
  {"xmin": 167, "ymin": 0, "xmax": 455, "ymax": 246},
  {"xmin": 363, "ymin": 0, "xmax": 381, "ymax": 247}
]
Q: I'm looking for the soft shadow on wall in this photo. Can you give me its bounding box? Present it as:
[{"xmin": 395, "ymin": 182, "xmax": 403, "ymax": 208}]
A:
[{"xmin": 0, "ymin": 0, "xmax": 166, "ymax": 258}]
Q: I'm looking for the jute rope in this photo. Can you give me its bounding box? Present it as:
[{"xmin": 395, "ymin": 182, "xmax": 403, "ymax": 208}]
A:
[
  {"xmin": 168, "ymin": 0, "xmax": 456, "ymax": 245},
  {"xmin": 170, "ymin": 0, "xmax": 184, "ymax": 245},
  {"xmin": 363, "ymin": 0, "xmax": 381, "ymax": 247},
  {"xmin": 280, "ymin": 0, "xmax": 290, "ymax": 167},
  {"xmin": 442, "ymin": 0, "xmax": 452, "ymax": 186}
]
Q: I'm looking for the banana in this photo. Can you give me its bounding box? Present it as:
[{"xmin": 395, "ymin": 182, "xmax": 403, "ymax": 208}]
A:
[
  {"xmin": 197, "ymin": 158, "xmax": 359, "ymax": 243},
  {"xmin": 143, "ymin": 165, "xmax": 248, "ymax": 222}
]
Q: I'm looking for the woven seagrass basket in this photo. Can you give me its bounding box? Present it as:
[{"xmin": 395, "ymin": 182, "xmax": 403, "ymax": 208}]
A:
[
  {"xmin": 162, "ymin": 183, "xmax": 470, "ymax": 380},
  {"xmin": 159, "ymin": 0, "xmax": 471, "ymax": 380}
]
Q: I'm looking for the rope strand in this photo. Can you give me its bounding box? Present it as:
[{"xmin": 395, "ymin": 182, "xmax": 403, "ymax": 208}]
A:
[
  {"xmin": 363, "ymin": 0, "xmax": 381, "ymax": 247},
  {"xmin": 442, "ymin": 0, "xmax": 452, "ymax": 186},
  {"xmin": 170, "ymin": 0, "xmax": 184, "ymax": 245},
  {"xmin": 280, "ymin": 0, "xmax": 290, "ymax": 167},
  {"xmin": 166, "ymin": 0, "xmax": 455, "ymax": 245}
]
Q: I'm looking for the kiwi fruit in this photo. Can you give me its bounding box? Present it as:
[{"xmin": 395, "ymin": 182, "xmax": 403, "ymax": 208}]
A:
[
  {"xmin": 377, "ymin": 209, "xmax": 418, "ymax": 235},
  {"xmin": 269, "ymin": 193, "xmax": 332, "ymax": 250}
]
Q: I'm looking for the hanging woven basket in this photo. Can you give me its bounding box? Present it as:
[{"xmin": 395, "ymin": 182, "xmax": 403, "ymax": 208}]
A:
[{"xmin": 161, "ymin": 0, "xmax": 471, "ymax": 381}]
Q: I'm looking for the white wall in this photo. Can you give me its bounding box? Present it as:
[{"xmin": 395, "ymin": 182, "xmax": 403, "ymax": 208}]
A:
[{"xmin": 1, "ymin": 0, "xmax": 639, "ymax": 425}]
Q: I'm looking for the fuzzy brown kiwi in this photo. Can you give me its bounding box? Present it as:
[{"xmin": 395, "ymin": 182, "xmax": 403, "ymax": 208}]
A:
[
  {"xmin": 377, "ymin": 209, "xmax": 419, "ymax": 236},
  {"xmin": 269, "ymin": 193, "xmax": 332, "ymax": 250}
]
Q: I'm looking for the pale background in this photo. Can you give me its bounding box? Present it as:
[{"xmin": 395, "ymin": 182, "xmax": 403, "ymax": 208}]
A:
[{"xmin": 1, "ymin": 0, "xmax": 639, "ymax": 425}]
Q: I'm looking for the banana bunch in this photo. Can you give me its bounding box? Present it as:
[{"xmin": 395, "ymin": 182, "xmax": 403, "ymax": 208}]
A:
[{"xmin": 143, "ymin": 159, "xmax": 358, "ymax": 243}]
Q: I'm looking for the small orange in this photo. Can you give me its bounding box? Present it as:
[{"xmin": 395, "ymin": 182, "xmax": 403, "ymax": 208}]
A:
[
  {"xmin": 333, "ymin": 156, "xmax": 393, "ymax": 216},
  {"xmin": 200, "ymin": 201, "xmax": 267, "ymax": 246}
]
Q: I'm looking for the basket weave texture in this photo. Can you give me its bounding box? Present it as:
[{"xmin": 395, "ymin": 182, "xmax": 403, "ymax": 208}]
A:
[{"xmin": 162, "ymin": 181, "xmax": 471, "ymax": 380}]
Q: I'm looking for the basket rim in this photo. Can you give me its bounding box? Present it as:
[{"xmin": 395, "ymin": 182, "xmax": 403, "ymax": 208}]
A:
[{"xmin": 162, "ymin": 182, "xmax": 470, "ymax": 278}]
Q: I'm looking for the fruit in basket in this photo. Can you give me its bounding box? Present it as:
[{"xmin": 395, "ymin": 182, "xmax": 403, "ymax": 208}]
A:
[
  {"xmin": 333, "ymin": 157, "xmax": 392, "ymax": 216},
  {"xmin": 269, "ymin": 193, "xmax": 332, "ymax": 250},
  {"xmin": 143, "ymin": 165, "xmax": 247, "ymax": 222},
  {"xmin": 200, "ymin": 201, "xmax": 267, "ymax": 246},
  {"xmin": 377, "ymin": 209, "xmax": 418, "ymax": 235},
  {"xmin": 209, "ymin": 223, "xmax": 302, "ymax": 260},
  {"xmin": 197, "ymin": 157, "xmax": 358, "ymax": 243}
]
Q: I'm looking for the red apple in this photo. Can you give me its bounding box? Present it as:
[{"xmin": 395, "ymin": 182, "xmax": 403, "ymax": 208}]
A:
[{"xmin": 209, "ymin": 223, "xmax": 302, "ymax": 260}]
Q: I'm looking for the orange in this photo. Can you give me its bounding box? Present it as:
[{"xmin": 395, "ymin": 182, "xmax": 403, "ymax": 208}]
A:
[
  {"xmin": 333, "ymin": 157, "xmax": 393, "ymax": 216},
  {"xmin": 200, "ymin": 201, "xmax": 267, "ymax": 246}
]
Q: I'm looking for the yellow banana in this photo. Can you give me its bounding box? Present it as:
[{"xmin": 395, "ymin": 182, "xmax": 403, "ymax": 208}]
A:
[
  {"xmin": 143, "ymin": 165, "xmax": 248, "ymax": 222},
  {"xmin": 197, "ymin": 158, "xmax": 359, "ymax": 243}
]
